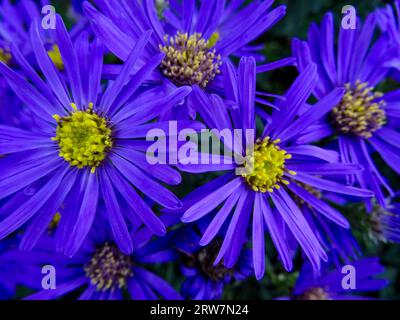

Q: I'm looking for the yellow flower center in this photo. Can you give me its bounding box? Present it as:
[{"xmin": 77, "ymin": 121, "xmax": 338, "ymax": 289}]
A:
[
  {"xmin": 52, "ymin": 103, "xmax": 113, "ymax": 173},
  {"xmin": 242, "ymin": 137, "xmax": 295, "ymax": 193},
  {"xmin": 331, "ymin": 81, "xmax": 386, "ymax": 138},
  {"xmin": 159, "ymin": 32, "xmax": 222, "ymax": 88},
  {"xmin": 0, "ymin": 48, "xmax": 11, "ymax": 64},
  {"xmin": 48, "ymin": 45, "xmax": 64, "ymax": 70},
  {"xmin": 84, "ymin": 242, "xmax": 133, "ymax": 292}
]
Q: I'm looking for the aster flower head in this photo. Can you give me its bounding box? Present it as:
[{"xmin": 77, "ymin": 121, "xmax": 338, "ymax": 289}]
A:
[
  {"xmin": 292, "ymin": 11, "xmax": 400, "ymax": 209},
  {"xmin": 178, "ymin": 56, "xmax": 374, "ymax": 280},
  {"xmin": 175, "ymin": 219, "xmax": 252, "ymax": 300},
  {"xmin": 287, "ymin": 257, "xmax": 388, "ymax": 300},
  {"xmin": 20, "ymin": 218, "xmax": 181, "ymax": 300},
  {"xmin": 0, "ymin": 15, "xmax": 202, "ymax": 256},
  {"xmin": 82, "ymin": 0, "xmax": 289, "ymax": 119}
]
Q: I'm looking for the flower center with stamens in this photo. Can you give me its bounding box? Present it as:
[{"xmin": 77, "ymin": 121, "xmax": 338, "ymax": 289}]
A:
[
  {"xmin": 367, "ymin": 204, "xmax": 399, "ymax": 243},
  {"xmin": 184, "ymin": 239, "xmax": 233, "ymax": 281},
  {"xmin": 84, "ymin": 242, "xmax": 133, "ymax": 292},
  {"xmin": 159, "ymin": 32, "xmax": 222, "ymax": 88},
  {"xmin": 296, "ymin": 287, "xmax": 331, "ymax": 300},
  {"xmin": 0, "ymin": 48, "xmax": 11, "ymax": 64},
  {"xmin": 331, "ymin": 81, "xmax": 386, "ymax": 138},
  {"xmin": 48, "ymin": 45, "xmax": 64, "ymax": 70},
  {"xmin": 242, "ymin": 137, "xmax": 295, "ymax": 193},
  {"xmin": 52, "ymin": 103, "xmax": 113, "ymax": 173}
]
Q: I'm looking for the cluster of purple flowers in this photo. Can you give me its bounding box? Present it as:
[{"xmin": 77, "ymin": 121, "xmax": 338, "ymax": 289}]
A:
[{"xmin": 0, "ymin": 0, "xmax": 399, "ymax": 300}]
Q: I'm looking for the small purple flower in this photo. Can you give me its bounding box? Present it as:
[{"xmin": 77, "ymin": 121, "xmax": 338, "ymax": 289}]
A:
[
  {"xmin": 285, "ymin": 257, "xmax": 388, "ymax": 300},
  {"xmin": 19, "ymin": 219, "xmax": 181, "ymax": 300},
  {"xmin": 82, "ymin": 0, "xmax": 292, "ymax": 119},
  {"xmin": 292, "ymin": 12, "xmax": 400, "ymax": 209},
  {"xmin": 174, "ymin": 219, "xmax": 252, "ymax": 300},
  {"xmin": 178, "ymin": 56, "xmax": 374, "ymax": 280},
  {"xmin": 0, "ymin": 16, "xmax": 201, "ymax": 256}
]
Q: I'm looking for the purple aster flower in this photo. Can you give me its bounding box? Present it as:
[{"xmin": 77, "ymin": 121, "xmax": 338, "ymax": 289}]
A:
[
  {"xmin": 283, "ymin": 257, "xmax": 388, "ymax": 300},
  {"xmin": 177, "ymin": 56, "xmax": 374, "ymax": 280},
  {"xmin": 19, "ymin": 218, "xmax": 181, "ymax": 300},
  {"xmin": 292, "ymin": 12, "xmax": 400, "ymax": 209},
  {"xmin": 82, "ymin": 0, "xmax": 293, "ymax": 119},
  {"xmin": 174, "ymin": 219, "xmax": 252, "ymax": 300},
  {"xmin": 0, "ymin": 15, "xmax": 202, "ymax": 256}
]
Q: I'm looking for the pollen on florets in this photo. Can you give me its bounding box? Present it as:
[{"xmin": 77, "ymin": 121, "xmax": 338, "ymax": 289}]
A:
[
  {"xmin": 331, "ymin": 81, "xmax": 386, "ymax": 139},
  {"xmin": 84, "ymin": 242, "xmax": 133, "ymax": 292},
  {"xmin": 48, "ymin": 212, "xmax": 61, "ymax": 233},
  {"xmin": 0, "ymin": 48, "xmax": 12, "ymax": 64},
  {"xmin": 159, "ymin": 32, "xmax": 222, "ymax": 88},
  {"xmin": 242, "ymin": 137, "xmax": 296, "ymax": 193},
  {"xmin": 52, "ymin": 103, "xmax": 113, "ymax": 173},
  {"xmin": 48, "ymin": 44, "xmax": 64, "ymax": 70}
]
